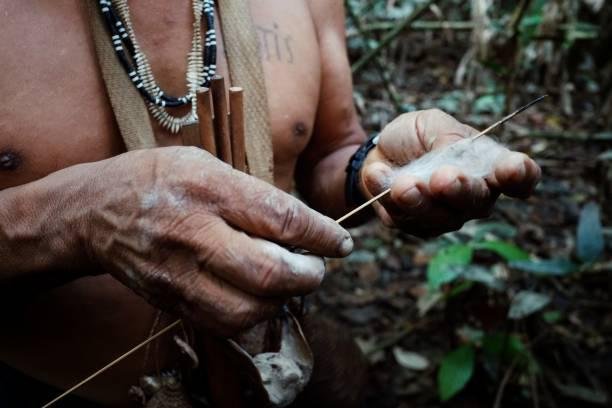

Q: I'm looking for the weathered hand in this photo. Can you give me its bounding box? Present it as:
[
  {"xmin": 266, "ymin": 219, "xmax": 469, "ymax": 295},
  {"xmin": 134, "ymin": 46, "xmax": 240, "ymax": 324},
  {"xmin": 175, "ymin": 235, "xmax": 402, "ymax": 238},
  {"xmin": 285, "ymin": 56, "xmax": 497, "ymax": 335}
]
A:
[
  {"xmin": 83, "ymin": 147, "xmax": 353, "ymax": 336},
  {"xmin": 360, "ymin": 109, "xmax": 541, "ymax": 237}
]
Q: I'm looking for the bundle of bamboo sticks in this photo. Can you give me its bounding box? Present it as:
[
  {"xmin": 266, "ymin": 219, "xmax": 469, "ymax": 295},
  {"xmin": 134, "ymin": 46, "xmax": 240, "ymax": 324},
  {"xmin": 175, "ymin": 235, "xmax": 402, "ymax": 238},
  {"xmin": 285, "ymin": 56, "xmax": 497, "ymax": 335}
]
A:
[{"xmin": 181, "ymin": 74, "xmax": 247, "ymax": 172}]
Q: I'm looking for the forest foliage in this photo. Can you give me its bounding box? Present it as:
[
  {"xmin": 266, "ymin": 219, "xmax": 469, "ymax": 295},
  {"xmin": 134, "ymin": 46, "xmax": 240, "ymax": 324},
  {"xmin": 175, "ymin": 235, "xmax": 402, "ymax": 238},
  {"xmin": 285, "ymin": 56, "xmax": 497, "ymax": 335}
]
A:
[{"xmin": 334, "ymin": 0, "xmax": 612, "ymax": 406}]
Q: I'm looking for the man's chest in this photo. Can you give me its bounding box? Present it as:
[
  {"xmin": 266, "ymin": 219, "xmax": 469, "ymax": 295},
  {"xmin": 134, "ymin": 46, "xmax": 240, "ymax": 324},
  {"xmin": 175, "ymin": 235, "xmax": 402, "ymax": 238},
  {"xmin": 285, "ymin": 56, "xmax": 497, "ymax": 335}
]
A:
[{"xmin": 0, "ymin": 0, "xmax": 321, "ymax": 190}]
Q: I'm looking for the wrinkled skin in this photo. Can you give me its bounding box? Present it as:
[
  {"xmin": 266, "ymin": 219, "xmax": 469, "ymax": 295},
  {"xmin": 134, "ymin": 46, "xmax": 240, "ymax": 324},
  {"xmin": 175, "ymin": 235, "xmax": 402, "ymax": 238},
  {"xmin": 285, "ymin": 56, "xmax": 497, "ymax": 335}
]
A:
[{"xmin": 85, "ymin": 147, "xmax": 352, "ymax": 336}]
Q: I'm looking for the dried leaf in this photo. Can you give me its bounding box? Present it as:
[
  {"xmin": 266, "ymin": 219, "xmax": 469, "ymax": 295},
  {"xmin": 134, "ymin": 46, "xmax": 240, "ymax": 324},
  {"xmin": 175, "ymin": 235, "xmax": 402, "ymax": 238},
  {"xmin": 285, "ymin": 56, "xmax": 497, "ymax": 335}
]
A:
[
  {"xmin": 392, "ymin": 347, "xmax": 430, "ymax": 371},
  {"xmin": 508, "ymin": 291, "xmax": 551, "ymax": 319},
  {"xmin": 417, "ymin": 290, "xmax": 444, "ymax": 317},
  {"xmin": 234, "ymin": 312, "xmax": 313, "ymax": 408},
  {"xmin": 459, "ymin": 265, "xmax": 506, "ymax": 290}
]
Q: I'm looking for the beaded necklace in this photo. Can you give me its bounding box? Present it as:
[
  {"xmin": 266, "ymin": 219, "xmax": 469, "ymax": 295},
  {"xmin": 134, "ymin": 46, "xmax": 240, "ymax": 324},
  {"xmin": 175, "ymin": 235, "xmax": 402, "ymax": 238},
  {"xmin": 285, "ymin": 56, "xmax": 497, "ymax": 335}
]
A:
[{"xmin": 97, "ymin": 0, "xmax": 218, "ymax": 133}]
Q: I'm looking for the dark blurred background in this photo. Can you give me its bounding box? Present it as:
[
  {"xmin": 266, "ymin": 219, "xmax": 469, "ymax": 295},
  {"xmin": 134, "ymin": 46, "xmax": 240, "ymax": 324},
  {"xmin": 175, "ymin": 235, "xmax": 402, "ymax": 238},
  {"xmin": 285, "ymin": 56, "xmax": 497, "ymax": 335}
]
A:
[{"xmin": 311, "ymin": 1, "xmax": 612, "ymax": 406}]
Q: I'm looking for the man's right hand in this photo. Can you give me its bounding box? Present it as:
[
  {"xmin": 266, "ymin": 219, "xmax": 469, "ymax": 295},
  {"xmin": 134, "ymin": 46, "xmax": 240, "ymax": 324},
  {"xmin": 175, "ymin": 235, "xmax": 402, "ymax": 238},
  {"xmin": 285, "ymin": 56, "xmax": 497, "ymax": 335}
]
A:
[{"xmin": 75, "ymin": 147, "xmax": 352, "ymax": 336}]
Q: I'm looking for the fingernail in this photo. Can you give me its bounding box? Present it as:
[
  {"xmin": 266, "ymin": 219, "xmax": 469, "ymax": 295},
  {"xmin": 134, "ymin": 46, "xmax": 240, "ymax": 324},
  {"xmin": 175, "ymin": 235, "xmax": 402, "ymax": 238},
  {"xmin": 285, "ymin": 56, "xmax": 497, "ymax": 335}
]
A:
[
  {"xmin": 370, "ymin": 165, "xmax": 392, "ymax": 190},
  {"xmin": 339, "ymin": 235, "xmax": 354, "ymax": 256},
  {"xmin": 401, "ymin": 187, "xmax": 421, "ymax": 206},
  {"xmin": 516, "ymin": 161, "xmax": 526, "ymax": 179},
  {"xmin": 379, "ymin": 167, "xmax": 393, "ymax": 189}
]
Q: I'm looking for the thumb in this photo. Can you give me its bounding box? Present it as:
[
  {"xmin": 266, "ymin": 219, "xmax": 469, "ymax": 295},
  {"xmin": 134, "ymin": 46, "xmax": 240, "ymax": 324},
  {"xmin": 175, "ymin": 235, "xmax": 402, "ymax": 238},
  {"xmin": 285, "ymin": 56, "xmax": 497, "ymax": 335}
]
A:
[{"xmin": 361, "ymin": 161, "xmax": 393, "ymax": 197}]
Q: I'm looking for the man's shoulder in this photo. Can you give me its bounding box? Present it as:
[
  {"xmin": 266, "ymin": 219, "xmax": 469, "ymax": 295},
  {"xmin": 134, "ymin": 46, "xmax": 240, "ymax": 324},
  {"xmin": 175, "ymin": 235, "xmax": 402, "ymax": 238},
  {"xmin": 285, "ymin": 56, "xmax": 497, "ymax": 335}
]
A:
[{"xmin": 307, "ymin": 0, "xmax": 345, "ymax": 36}]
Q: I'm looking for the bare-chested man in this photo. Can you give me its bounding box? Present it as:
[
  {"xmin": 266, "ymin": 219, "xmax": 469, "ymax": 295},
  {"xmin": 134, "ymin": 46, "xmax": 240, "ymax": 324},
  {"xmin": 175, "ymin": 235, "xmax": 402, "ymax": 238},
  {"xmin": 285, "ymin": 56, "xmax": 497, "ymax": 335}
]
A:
[{"xmin": 0, "ymin": 0, "xmax": 541, "ymax": 406}]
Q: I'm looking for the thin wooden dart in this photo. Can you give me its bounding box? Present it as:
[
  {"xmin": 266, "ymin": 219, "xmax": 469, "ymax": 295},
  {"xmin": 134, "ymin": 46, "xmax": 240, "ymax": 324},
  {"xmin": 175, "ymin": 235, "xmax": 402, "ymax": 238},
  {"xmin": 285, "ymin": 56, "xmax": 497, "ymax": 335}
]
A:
[
  {"xmin": 197, "ymin": 87, "xmax": 217, "ymax": 155},
  {"xmin": 229, "ymin": 87, "xmax": 246, "ymax": 172},
  {"xmin": 211, "ymin": 75, "xmax": 232, "ymax": 165}
]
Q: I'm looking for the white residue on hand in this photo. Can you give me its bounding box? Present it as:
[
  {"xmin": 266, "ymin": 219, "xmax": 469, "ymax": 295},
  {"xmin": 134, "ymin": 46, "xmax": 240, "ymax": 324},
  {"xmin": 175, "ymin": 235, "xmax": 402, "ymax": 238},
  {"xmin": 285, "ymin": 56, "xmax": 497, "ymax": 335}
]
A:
[{"xmin": 392, "ymin": 137, "xmax": 507, "ymax": 183}]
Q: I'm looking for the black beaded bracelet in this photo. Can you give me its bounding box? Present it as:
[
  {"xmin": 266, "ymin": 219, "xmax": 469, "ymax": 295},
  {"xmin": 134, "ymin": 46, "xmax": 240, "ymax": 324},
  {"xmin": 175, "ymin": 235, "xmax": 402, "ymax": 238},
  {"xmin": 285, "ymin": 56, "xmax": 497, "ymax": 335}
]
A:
[{"xmin": 345, "ymin": 134, "xmax": 380, "ymax": 207}]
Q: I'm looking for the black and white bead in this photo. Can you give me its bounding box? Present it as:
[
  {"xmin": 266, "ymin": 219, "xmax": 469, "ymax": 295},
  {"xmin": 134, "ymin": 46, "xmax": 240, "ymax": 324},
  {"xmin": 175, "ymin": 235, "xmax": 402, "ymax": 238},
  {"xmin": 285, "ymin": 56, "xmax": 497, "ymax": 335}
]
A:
[{"xmin": 97, "ymin": 0, "xmax": 218, "ymax": 132}]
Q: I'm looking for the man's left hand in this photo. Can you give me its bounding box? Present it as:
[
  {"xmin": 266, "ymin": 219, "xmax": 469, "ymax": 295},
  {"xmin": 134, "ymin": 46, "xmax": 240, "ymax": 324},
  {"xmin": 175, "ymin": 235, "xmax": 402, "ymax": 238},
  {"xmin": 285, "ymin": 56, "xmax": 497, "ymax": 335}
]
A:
[{"xmin": 360, "ymin": 109, "xmax": 541, "ymax": 237}]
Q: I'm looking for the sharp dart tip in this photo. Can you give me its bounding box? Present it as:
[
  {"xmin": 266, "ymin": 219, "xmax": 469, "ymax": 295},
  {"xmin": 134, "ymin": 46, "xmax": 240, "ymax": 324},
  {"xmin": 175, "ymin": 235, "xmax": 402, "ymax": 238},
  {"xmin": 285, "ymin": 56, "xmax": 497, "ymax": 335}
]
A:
[{"xmin": 514, "ymin": 94, "xmax": 548, "ymax": 115}]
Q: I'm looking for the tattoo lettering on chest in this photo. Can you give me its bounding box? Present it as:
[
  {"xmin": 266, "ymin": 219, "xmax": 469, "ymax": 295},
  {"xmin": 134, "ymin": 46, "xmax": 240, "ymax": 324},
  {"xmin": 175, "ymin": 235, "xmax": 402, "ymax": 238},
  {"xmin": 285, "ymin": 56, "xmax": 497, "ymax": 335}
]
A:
[{"xmin": 254, "ymin": 23, "xmax": 294, "ymax": 64}]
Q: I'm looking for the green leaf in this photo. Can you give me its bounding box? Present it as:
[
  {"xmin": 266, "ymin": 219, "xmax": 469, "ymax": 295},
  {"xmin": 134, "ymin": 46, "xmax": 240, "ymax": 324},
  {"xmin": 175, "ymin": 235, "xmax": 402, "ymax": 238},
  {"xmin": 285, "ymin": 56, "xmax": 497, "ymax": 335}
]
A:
[
  {"xmin": 438, "ymin": 346, "xmax": 475, "ymax": 401},
  {"xmin": 577, "ymin": 202, "xmax": 604, "ymax": 263},
  {"xmin": 483, "ymin": 333, "xmax": 526, "ymax": 360},
  {"xmin": 508, "ymin": 291, "xmax": 551, "ymax": 320},
  {"xmin": 472, "ymin": 241, "xmax": 530, "ymax": 262},
  {"xmin": 482, "ymin": 333, "xmax": 538, "ymax": 374},
  {"xmin": 473, "ymin": 94, "xmax": 505, "ymax": 115},
  {"xmin": 427, "ymin": 244, "xmax": 473, "ymax": 290},
  {"xmin": 543, "ymin": 310, "xmax": 562, "ymax": 323},
  {"xmin": 510, "ymin": 259, "xmax": 578, "ymax": 276},
  {"xmin": 362, "ymin": 237, "xmax": 384, "ymax": 250},
  {"xmin": 435, "ymin": 91, "xmax": 464, "ymax": 114},
  {"xmin": 519, "ymin": 0, "xmax": 546, "ymax": 43},
  {"xmin": 448, "ymin": 280, "xmax": 474, "ymax": 297}
]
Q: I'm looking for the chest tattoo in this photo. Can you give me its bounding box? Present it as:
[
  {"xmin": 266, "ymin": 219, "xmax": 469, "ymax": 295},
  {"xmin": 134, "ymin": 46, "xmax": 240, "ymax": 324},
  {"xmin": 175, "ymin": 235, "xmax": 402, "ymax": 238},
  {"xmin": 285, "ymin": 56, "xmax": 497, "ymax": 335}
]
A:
[{"xmin": 255, "ymin": 23, "xmax": 294, "ymax": 64}]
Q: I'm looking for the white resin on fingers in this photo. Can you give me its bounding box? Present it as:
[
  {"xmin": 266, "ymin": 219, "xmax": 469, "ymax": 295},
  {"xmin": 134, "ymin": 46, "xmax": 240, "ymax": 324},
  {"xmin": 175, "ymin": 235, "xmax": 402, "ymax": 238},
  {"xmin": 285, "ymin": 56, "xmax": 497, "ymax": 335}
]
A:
[
  {"xmin": 393, "ymin": 137, "xmax": 507, "ymax": 183},
  {"xmin": 259, "ymin": 240, "xmax": 325, "ymax": 280}
]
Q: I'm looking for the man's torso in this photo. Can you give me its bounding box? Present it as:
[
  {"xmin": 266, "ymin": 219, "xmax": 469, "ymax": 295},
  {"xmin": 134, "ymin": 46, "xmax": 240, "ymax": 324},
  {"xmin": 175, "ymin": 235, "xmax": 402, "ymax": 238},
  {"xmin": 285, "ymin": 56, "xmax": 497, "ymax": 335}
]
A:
[
  {"xmin": 0, "ymin": 1, "xmax": 329, "ymax": 404},
  {"xmin": 0, "ymin": 0, "xmax": 322, "ymax": 191}
]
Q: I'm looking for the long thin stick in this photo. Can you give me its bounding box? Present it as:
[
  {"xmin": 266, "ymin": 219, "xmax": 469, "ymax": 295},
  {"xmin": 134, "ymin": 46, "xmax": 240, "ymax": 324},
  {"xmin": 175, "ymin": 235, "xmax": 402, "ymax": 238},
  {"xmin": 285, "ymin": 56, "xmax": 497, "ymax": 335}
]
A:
[
  {"xmin": 42, "ymin": 95, "xmax": 546, "ymax": 407},
  {"xmin": 469, "ymin": 95, "xmax": 547, "ymax": 141},
  {"xmin": 335, "ymin": 188, "xmax": 391, "ymax": 224},
  {"xmin": 42, "ymin": 319, "xmax": 182, "ymax": 408}
]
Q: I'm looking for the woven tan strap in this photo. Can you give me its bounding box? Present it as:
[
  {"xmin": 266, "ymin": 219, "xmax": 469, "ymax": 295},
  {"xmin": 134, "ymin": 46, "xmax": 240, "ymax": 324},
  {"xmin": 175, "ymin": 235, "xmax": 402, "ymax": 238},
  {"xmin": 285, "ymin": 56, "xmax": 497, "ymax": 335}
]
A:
[
  {"xmin": 218, "ymin": 0, "xmax": 274, "ymax": 184},
  {"xmin": 86, "ymin": 1, "xmax": 157, "ymax": 151}
]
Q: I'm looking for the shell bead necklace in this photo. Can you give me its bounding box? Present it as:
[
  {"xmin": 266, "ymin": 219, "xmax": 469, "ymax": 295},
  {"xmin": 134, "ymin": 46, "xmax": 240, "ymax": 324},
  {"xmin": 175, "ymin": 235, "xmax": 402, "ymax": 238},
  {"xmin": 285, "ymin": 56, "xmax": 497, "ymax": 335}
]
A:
[{"xmin": 97, "ymin": 0, "xmax": 218, "ymax": 133}]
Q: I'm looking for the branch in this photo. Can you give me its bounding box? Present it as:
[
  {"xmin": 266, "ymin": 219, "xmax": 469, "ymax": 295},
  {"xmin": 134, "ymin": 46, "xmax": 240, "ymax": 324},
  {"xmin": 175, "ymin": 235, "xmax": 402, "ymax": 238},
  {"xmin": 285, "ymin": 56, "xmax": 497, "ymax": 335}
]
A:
[
  {"xmin": 345, "ymin": 0, "xmax": 404, "ymax": 111},
  {"xmin": 507, "ymin": 0, "xmax": 532, "ymax": 38},
  {"xmin": 351, "ymin": 0, "xmax": 436, "ymax": 75}
]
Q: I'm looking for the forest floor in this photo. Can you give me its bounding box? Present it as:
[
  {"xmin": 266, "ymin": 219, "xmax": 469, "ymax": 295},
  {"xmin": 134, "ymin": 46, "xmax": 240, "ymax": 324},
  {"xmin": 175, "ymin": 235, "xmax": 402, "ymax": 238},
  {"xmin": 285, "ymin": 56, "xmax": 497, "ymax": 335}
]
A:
[{"xmin": 310, "ymin": 28, "xmax": 612, "ymax": 408}]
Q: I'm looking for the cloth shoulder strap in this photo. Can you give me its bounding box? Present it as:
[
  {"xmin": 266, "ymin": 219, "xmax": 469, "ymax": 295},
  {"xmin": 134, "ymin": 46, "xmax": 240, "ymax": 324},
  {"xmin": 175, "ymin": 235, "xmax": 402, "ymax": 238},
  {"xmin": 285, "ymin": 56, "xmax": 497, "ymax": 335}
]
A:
[
  {"xmin": 218, "ymin": 0, "xmax": 274, "ymax": 183},
  {"xmin": 86, "ymin": 1, "xmax": 157, "ymax": 151},
  {"xmin": 87, "ymin": 0, "xmax": 274, "ymax": 183}
]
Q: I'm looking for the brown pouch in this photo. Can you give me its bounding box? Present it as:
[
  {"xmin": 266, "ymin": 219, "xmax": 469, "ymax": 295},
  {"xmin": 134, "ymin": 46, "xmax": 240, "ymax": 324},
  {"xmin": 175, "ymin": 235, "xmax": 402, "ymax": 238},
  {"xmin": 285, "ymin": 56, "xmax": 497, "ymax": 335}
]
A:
[{"xmin": 199, "ymin": 310, "xmax": 313, "ymax": 407}]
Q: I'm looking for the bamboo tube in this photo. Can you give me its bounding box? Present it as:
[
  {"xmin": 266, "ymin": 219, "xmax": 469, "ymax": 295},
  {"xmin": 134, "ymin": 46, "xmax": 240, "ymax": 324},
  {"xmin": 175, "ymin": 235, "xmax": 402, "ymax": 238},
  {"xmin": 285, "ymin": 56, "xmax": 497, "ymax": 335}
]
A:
[
  {"xmin": 196, "ymin": 87, "xmax": 217, "ymax": 155},
  {"xmin": 210, "ymin": 75, "xmax": 232, "ymax": 165},
  {"xmin": 229, "ymin": 87, "xmax": 246, "ymax": 172},
  {"xmin": 180, "ymin": 122, "xmax": 202, "ymax": 148}
]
